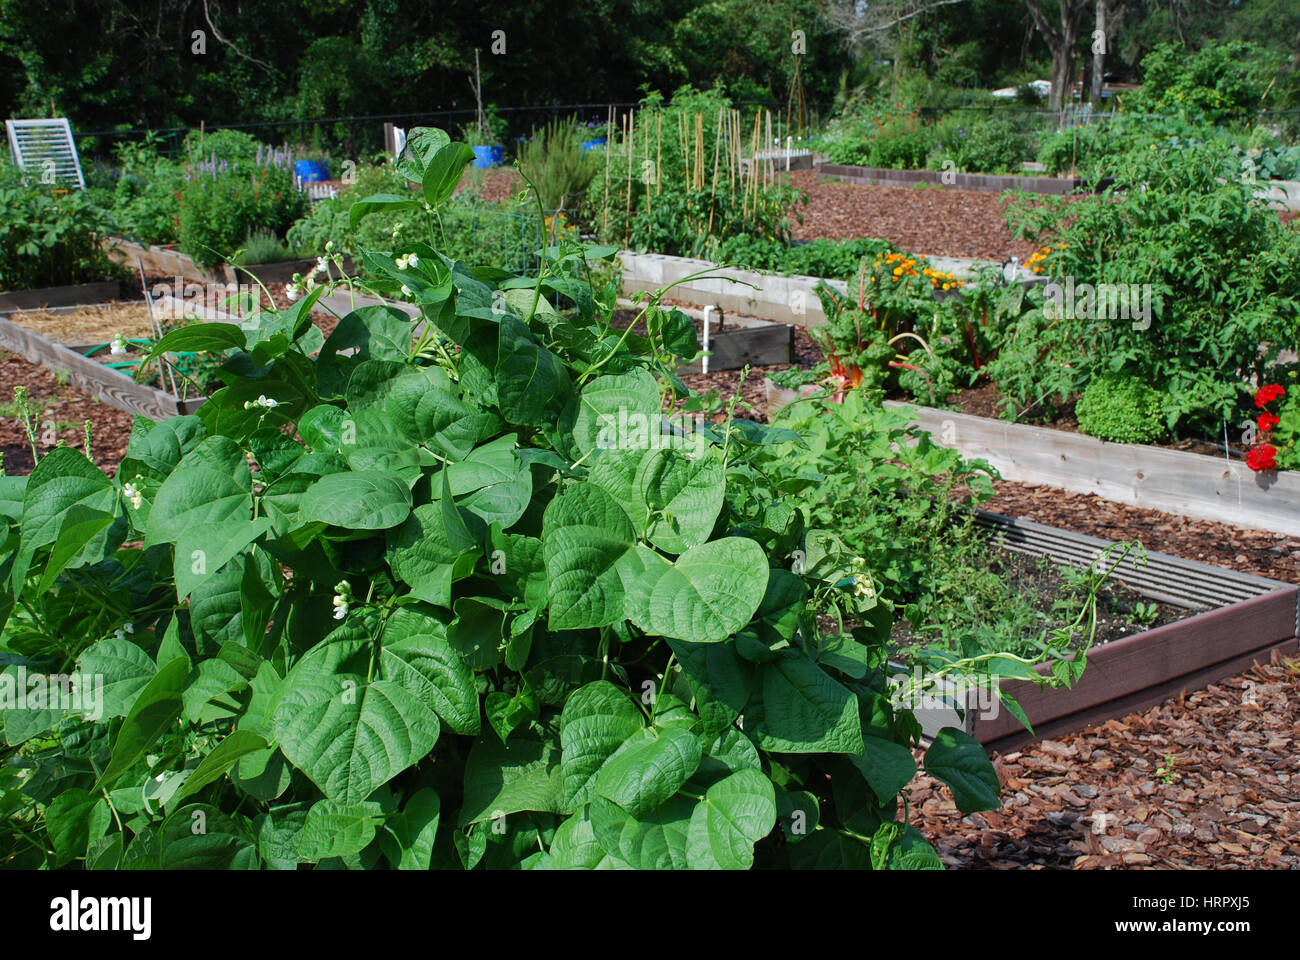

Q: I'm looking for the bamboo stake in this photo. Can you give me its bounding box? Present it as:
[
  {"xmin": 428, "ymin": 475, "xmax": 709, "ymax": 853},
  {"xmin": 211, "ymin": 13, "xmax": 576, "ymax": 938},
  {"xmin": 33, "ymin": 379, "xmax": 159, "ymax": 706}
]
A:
[
  {"xmin": 643, "ymin": 110, "xmax": 652, "ymax": 218},
  {"xmin": 602, "ymin": 104, "xmax": 612, "ymax": 236},
  {"xmin": 624, "ymin": 110, "xmax": 633, "ymax": 247},
  {"xmin": 707, "ymin": 109, "xmax": 723, "ymax": 239},
  {"xmin": 656, "ymin": 113, "xmax": 662, "ymax": 196}
]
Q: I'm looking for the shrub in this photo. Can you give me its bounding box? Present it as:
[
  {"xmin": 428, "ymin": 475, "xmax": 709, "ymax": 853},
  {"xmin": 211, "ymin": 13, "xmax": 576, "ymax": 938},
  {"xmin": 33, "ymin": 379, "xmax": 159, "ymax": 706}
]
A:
[
  {"xmin": 109, "ymin": 137, "xmax": 187, "ymax": 245},
  {"xmin": 0, "ymin": 163, "xmax": 120, "ymax": 291},
  {"xmin": 516, "ymin": 120, "xmax": 599, "ymax": 219},
  {"xmin": 179, "ymin": 157, "xmax": 307, "ymax": 267},
  {"xmin": 1075, "ymin": 376, "xmax": 1169, "ymax": 444},
  {"xmin": 1129, "ymin": 40, "xmax": 1283, "ymax": 127},
  {"xmin": 939, "ymin": 114, "xmax": 1030, "ymax": 174},
  {"xmin": 1001, "ymin": 133, "xmax": 1300, "ymax": 430}
]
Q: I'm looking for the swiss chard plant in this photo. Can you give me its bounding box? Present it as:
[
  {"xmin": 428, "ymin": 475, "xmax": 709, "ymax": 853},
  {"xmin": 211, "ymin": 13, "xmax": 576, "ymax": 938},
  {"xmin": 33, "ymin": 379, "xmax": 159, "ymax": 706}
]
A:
[{"xmin": 1, "ymin": 128, "xmax": 1017, "ymax": 870}]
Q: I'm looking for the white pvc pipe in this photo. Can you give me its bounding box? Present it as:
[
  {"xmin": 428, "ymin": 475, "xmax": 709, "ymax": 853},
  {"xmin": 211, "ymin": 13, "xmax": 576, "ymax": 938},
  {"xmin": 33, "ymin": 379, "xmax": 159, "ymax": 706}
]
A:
[{"xmin": 702, "ymin": 305, "xmax": 717, "ymax": 374}]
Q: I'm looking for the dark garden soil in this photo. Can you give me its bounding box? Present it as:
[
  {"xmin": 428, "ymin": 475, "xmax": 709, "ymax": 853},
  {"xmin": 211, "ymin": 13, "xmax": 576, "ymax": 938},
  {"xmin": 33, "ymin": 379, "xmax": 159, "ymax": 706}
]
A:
[
  {"xmin": 888, "ymin": 548, "xmax": 1188, "ymax": 655},
  {"xmin": 912, "ymin": 648, "xmax": 1300, "ymax": 869}
]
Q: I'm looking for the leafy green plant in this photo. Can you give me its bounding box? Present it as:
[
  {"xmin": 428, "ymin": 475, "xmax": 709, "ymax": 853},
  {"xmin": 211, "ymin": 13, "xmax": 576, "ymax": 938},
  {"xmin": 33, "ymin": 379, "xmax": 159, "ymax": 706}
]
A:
[
  {"xmin": 179, "ymin": 152, "xmax": 308, "ymax": 268},
  {"xmin": 109, "ymin": 135, "xmax": 187, "ymax": 246},
  {"xmin": 0, "ymin": 164, "xmax": 121, "ymax": 292},
  {"xmin": 1002, "ymin": 133, "xmax": 1300, "ymax": 431},
  {"xmin": 809, "ymin": 251, "xmax": 975, "ymax": 404},
  {"xmin": 234, "ymin": 230, "xmax": 295, "ymax": 265},
  {"xmin": 516, "ymin": 120, "xmax": 600, "ymax": 219},
  {"xmin": 1075, "ymin": 376, "xmax": 1169, "ymax": 444},
  {"xmin": 1, "ymin": 127, "xmax": 1029, "ymax": 871},
  {"xmin": 590, "ymin": 87, "xmax": 807, "ymax": 257},
  {"xmin": 938, "ymin": 114, "xmax": 1029, "ymax": 175}
]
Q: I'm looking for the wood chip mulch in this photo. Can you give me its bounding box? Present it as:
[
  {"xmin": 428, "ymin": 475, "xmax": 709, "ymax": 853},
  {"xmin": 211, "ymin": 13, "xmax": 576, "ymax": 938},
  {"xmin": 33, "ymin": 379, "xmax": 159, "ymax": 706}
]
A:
[
  {"xmin": 784, "ymin": 168, "xmax": 1048, "ymax": 262},
  {"xmin": 911, "ymin": 650, "xmax": 1300, "ymax": 870},
  {"xmin": 980, "ymin": 480, "xmax": 1300, "ymax": 587}
]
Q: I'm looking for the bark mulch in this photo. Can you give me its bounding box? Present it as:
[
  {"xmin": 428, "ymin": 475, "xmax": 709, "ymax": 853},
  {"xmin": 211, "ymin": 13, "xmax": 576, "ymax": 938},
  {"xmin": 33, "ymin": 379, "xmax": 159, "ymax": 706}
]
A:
[
  {"xmin": 784, "ymin": 168, "xmax": 1048, "ymax": 262},
  {"xmin": 911, "ymin": 649, "xmax": 1300, "ymax": 870},
  {"xmin": 979, "ymin": 480, "xmax": 1300, "ymax": 587}
]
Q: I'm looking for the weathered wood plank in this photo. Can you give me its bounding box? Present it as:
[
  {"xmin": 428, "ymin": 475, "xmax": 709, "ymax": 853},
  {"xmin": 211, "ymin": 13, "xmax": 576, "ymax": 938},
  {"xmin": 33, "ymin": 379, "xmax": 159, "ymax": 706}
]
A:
[
  {"xmin": 102, "ymin": 237, "xmax": 214, "ymax": 285},
  {"xmin": 0, "ymin": 314, "xmax": 179, "ymax": 421},
  {"xmin": 981, "ymin": 637, "xmax": 1299, "ymax": 754},
  {"xmin": 677, "ymin": 324, "xmax": 794, "ymax": 373},
  {"xmin": 0, "ymin": 282, "xmax": 122, "ymax": 313},
  {"xmin": 887, "ymin": 400, "xmax": 1300, "ymax": 536},
  {"xmin": 972, "ymin": 587, "xmax": 1298, "ymax": 743}
]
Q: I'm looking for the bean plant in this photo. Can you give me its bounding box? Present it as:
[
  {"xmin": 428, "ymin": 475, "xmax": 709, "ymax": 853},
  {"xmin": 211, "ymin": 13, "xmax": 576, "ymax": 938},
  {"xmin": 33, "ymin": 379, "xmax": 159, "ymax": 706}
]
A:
[{"xmin": 1, "ymin": 129, "xmax": 1049, "ymax": 870}]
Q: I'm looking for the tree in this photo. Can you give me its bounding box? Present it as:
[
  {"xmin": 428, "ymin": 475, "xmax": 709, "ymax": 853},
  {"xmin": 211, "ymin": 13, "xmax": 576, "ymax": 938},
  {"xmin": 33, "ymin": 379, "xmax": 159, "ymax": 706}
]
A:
[
  {"xmin": 1088, "ymin": 0, "xmax": 1130, "ymax": 105},
  {"xmin": 1023, "ymin": 0, "xmax": 1092, "ymax": 111}
]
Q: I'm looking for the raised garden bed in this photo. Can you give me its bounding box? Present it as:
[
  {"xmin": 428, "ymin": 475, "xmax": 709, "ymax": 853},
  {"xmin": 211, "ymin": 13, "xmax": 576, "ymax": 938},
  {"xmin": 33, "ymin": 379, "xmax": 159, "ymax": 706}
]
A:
[
  {"xmin": 619, "ymin": 250, "xmax": 1018, "ymax": 327},
  {"xmin": 765, "ymin": 380, "xmax": 1300, "ymax": 537},
  {"xmin": 905, "ymin": 511, "xmax": 1298, "ymax": 753},
  {"xmin": 815, "ymin": 161, "xmax": 1100, "ymax": 196},
  {"xmin": 0, "ymin": 281, "xmax": 124, "ymax": 313},
  {"xmin": 0, "ymin": 295, "xmax": 236, "ymax": 421}
]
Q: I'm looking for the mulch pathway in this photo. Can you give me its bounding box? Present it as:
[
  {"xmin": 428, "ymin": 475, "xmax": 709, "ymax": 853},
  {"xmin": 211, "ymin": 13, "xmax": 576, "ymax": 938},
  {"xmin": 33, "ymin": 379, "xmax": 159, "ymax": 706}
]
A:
[{"xmin": 911, "ymin": 650, "xmax": 1300, "ymax": 870}]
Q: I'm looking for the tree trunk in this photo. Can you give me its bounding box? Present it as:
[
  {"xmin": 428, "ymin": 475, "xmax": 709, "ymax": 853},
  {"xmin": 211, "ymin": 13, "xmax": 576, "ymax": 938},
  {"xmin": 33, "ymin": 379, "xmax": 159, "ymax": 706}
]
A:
[{"xmin": 1090, "ymin": 0, "xmax": 1106, "ymax": 106}]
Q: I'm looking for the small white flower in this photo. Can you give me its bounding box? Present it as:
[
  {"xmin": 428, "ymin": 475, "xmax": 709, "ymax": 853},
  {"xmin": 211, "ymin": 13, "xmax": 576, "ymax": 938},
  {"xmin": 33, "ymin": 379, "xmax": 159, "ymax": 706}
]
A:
[
  {"xmin": 406, "ymin": 253, "xmax": 419, "ymax": 268},
  {"xmin": 113, "ymin": 629, "xmax": 125, "ymax": 641},
  {"xmin": 316, "ymin": 256, "xmax": 328, "ymax": 275},
  {"xmin": 395, "ymin": 254, "xmax": 410, "ymax": 270},
  {"xmin": 110, "ymin": 335, "xmax": 128, "ymax": 356},
  {"xmin": 286, "ymin": 283, "xmax": 300, "ymax": 302},
  {"xmin": 401, "ymin": 284, "xmax": 412, "ymax": 297},
  {"xmin": 123, "ymin": 622, "xmax": 134, "ymax": 634},
  {"xmin": 123, "ymin": 482, "xmax": 143, "ymax": 510}
]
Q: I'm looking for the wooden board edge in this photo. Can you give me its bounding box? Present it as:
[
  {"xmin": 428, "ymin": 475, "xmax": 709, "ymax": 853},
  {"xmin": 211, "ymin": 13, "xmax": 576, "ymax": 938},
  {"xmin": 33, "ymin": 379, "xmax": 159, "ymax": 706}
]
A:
[{"xmin": 980, "ymin": 637, "xmax": 1299, "ymax": 754}]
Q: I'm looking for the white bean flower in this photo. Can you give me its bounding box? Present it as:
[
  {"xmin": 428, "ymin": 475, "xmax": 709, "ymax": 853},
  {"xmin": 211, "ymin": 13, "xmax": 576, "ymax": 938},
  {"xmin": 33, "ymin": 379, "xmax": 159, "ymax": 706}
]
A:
[
  {"xmin": 285, "ymin": 283, "xmax": 301, "ymax": 302},
  {"xmin": 110, "ymin": 335, "xmax": 129, "ymax": 356},
  {"xmin": 332, "ymin": 580, "xmax": 351, "ymax": 620},
  {"xmin": 122, "ymin": 482, "xmax": 144, "ymax": 510},
  {"xmin": 316, "ymin": 256, "xmax": 329, "ymax": 275},
  {"xmin": 401, "ymin": 284, "xmax": 412, "ymax": 297}
]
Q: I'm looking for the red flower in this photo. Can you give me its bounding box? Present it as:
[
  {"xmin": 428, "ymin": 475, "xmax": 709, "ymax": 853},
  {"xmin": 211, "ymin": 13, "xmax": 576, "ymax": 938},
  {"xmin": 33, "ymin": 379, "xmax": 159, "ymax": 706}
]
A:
[
  {"xmin": 1246, "ymin": 443, "xmax": 1279, "ymax": 472},
  {"xmin": 1258, "ymin": 411, "xmax": 1280, "ymax": 433},
  {"xmin": 1255, "ymin": 384, "xmax": 1286, "ymax": 408}
]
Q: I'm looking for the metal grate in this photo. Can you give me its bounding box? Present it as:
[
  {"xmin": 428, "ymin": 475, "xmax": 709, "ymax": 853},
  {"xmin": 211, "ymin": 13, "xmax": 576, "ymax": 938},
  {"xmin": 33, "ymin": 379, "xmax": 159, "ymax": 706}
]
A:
[{"xmin": 6, "ymin": 118, "xmax": 85, "ymax": 189}]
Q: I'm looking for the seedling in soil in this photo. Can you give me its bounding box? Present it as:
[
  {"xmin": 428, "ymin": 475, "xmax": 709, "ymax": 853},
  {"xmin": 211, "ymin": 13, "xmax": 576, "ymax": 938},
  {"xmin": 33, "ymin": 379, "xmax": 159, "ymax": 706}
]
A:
[
  {"xmin": 1131, "ymin": 601, "xmax": 1159, "ymax": 626},
  {"xmin": 1156, "ymin": 754, "xmax": 1180, "ymax": 785}
]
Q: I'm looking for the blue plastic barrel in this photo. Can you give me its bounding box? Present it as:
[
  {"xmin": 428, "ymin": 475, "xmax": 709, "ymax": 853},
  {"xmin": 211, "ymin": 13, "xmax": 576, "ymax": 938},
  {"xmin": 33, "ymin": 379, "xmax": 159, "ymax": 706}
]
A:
[
  {"xmin": 581, "ymin": 138, "xmax": 607, "ymax": 152},
  {"xmin": 294, "ymin": 160, "xmax": 330, "ymax": 182},
  {"xmin": 472, "ymin": 145, "xmax": 504, "ymax": 169}
]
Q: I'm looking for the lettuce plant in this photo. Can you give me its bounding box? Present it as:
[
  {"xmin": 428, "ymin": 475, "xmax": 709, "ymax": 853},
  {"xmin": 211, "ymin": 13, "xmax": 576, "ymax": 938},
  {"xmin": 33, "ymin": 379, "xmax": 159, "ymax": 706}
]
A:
[{"xmin": 0, "ymin": 129, "xmax": 1008, "ymax": 870}]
